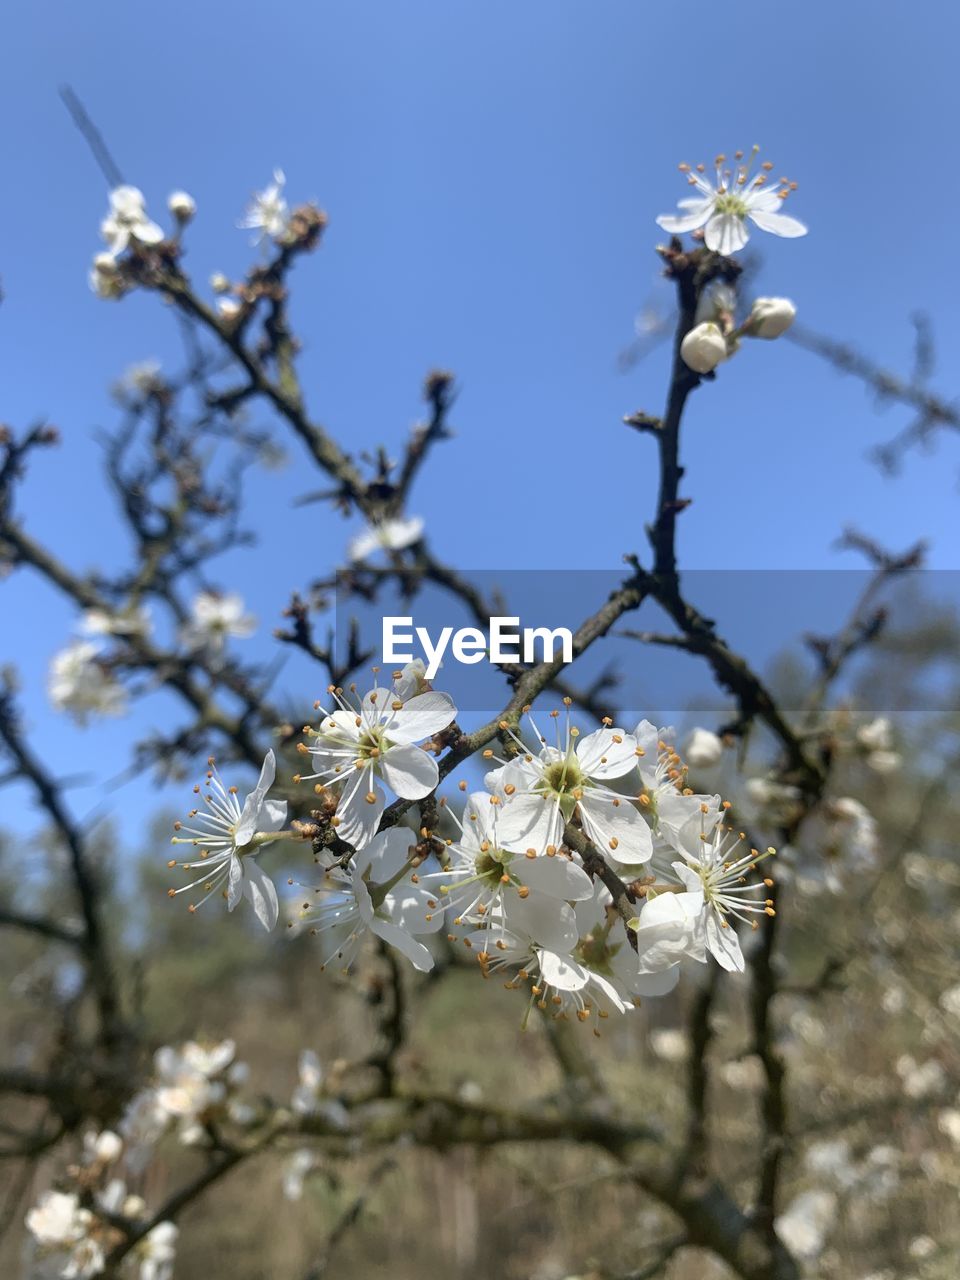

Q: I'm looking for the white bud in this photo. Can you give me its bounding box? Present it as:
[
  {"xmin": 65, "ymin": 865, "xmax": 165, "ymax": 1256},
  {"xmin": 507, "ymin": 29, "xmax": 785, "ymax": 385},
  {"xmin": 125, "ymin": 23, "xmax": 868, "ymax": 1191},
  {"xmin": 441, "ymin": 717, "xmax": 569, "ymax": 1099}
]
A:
[
  {"xmin": 94, "ymin": 1130, "xmax": 123, "ymax": 1163},
  {"xmin": 680, "ymin": 322, "xmax": 727, "ymax": 374},
  {"xmin": 168, "ymin": 190, "xmax": 196, "ymax": 222},
  {"xmin": 867, "ymin": 750, "xmax": 900, "ymax": 774},
  {"xmin": 218, "ymin": 297, "xmax": 241, "ymax": 320},
  {"xmin": 210, "ymin": 272, "xmax": 231, "ymax": 294},
  {"xmin": 89, "ymin": 252, "xmax": 125, "ymax": 300},
  {"xmin": 685, "ymin": 727, "xmax": 723, "ymax": 768},
  {"xmin": 856, "ymin": 716, "xmax": 892, "ymax": 751},
  {"xmin": 122, "ymin": 1194, "xmax": 147, "ymax": 1219},
  {"xmin": 748, "ymin": 296, "xmax": 796, "ymax": 339}
]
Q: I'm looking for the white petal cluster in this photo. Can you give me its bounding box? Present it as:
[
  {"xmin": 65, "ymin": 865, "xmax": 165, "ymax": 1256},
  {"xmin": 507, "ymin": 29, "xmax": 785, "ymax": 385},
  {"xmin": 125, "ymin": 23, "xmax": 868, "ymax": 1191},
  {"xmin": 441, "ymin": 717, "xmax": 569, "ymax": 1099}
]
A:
[
  {"xmin": 101, "ymin": 186, "xmax": 165, "ymax": 256},
  {"xmin": 163, "ymin": 699, "xmax": 783, "ymax": 1018},
  {"xmin": 48, "ymin": 640, "xmax": 127, "ymax": 725},
  {"xmin": 120, "ymin": 1037, "xmax": 251, "ymax": 1166},
  {"xmin": 348, "ymin": 515, "xmax": 424, "ymax": 563},
  {"xmin": 168, "ymin": 752, "xmax": 288, "ymax": 930},
  {"xmin": 680, "ymin": 322, "xmax": 728, "ymax": 373},
  {"xmin": 657, "ymin": 147, "xmax": 807, "ymax": 254},
  {"xmin": 180, "ymin": 591, "xmax": 257, "ymax": 655},
  {"xmin": 158, "ymin": 690, "xmax": 882, "ymax": 1029},
  {"xmin": 421, "ymin": 710, "xmax": 777, "ymax": 1025},
  {"xmin": 26, "ymin": 1177, "xmax": 177, "ymax": 1280},
  {"xmin": 747, "ymin": 296, "xmax": 797, "ymax": 338},
  {"xmin": 239, "ymin": 169, "xmax": 289, "ymax": 243},
  {"xmin": 298, "ymin": 671, "xmax": 457, "ymax": 849}
]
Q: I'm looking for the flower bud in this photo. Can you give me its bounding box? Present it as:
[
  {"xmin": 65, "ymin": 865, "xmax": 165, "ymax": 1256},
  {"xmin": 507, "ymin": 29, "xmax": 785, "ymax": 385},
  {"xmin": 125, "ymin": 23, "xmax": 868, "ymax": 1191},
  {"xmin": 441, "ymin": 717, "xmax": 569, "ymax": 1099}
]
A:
[
  {"xmin": 680, "ymin": 322, "xmax": 727, "ymax": 374},
  {"xmin": 210, "ymin": 272, "xmax": 231, "ymax": 294},
  {"xmin": 168, "ymin": 190, "xmax": 196, "ymax": 222},
  {"xmin": 94, "ymin": 1130, "xmax": 123, "ymax": 1163},
  {"xmin": 685, "ymin": 727, "xmax": 723, "ymax": 768},
  {"xmin": 89, "ymin": 252, "xmax": 125, "ymax": 300},
  {"xmin": 748, "ymin": 296, "xmax": 796, "ymax": 339}
]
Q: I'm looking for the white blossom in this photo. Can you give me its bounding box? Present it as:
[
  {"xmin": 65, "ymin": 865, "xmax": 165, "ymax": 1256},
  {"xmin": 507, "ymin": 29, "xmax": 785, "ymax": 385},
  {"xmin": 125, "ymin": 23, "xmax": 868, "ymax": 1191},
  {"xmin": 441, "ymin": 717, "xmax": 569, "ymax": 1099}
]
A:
[
  {"xmin": 90, "ymin": 251, "xmax": 125, "ymax": 299},
  {"xmin": 348, "ymin": 515, "xmax": 424, "ymax": 562},
  {"xmin": 133, "ymin": 1222, "xmax": 178, "ymax": 1280},
  {"xmin": 167, "ymin": 190, "xmax": 196, "ymax": 221},
  {"xmin": 239, "ymin": 169, "xmax": 288, "ymax": 242},
  {"xmin": 629, "ymin": 885, "xmax": 704, "ymax": 988},
  {"xmin": 181, "ymin": 591, "xmax": 256, "ymax": 653},
  {"xmin": 392, "ymin": 658, "xmax": 430, "ymax": 702},
  {"xmin": 649, "ymin": 1028, "xmax": 688, "ymax": 1062},
  {"xmin": 747, "ymin": 296, "xmax": 796, "ymax": 339},
  {"xmin": 26, "ymin": 1191, "xmax": 89, "ymax": 1249},
  {"xmin": 685, "ymin": 727, "xmax": 723, "ymax": 768},
  {"xmin": 633, "ymin": 720, "xmax": 721, "ymax": 847},
  {"xmin": 895, "ymin": 1055, "xmax": 947, "ymax": 1099},
  {"xmin": 657, "ymin": 148, "xmax": 807, "ymax": 254},
  {"xmin": 292, "ymin": 826, "xmax": 443, "ymax": 972},
  {"xmin": 486, "ymin": 708, "xmax": 651, "ymax": 865},
  {"xmin": 291, "ymin": 1049, "xmax": 323, "ymax": 1114},
  {"xmin": 466, "ymin": 902, "xmax": 632, "ymax": 1027},
  {"xmin": 168, "ymin": 752, "xmax": 287, "ymax": 930},
  {"xmin": 666, "ymin": 809, "xmax": 777, "ymax": 973},
  {"xmin": 857, "ymin": 716, "xmax": 893, "ymax": 751},
  {"xmin": 680, "ymin": 322, "xmax": 728, "ymax": 374},
  {"xmin": 48, "ymin": 640, "xmax": 127, "ymax": 724},
  {"xmin": 423, "ymin": 789, "xmax": 594, "ymax": 929},
  {"xmin": 937, "ymin": 1108, "xmax": 960, "ymax": 1147},
  {"xmin": 300, "ymin": 679, "xmax": 456, "ymax": 848},
  {"xmin": 574, "ymin": 882, "xmax": 683, "ymax": 999},
  {"xmin": 100, "ymin": 185, "xmax": 164, "ymax": 255},
  {"xmin": 82, "ymin": 1130, "xmax": 123, "ymax": 1167},
  {"xmin": 81, "ymin": 604, "xmax": 151, "ymax": 641},
  {"xmin": 775, "ymin": 1189, "xmax": 836, "ymax": 1260},
  {"xmin": 866, "ymin": 749, "xmax": 900, "ymax": 774}
]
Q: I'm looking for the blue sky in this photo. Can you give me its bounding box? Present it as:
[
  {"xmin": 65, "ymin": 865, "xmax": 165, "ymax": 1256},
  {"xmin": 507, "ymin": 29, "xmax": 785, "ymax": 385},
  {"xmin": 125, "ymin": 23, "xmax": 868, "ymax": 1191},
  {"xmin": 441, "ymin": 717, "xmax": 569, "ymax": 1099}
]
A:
[{"xmin": 2, "ymin": 0, "xmax": 959, "ymax": 840}]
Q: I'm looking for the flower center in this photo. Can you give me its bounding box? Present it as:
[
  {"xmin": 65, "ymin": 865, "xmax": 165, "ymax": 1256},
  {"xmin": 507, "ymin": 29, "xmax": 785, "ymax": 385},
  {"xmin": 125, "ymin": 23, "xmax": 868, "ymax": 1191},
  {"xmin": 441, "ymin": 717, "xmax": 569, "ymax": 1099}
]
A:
[
  {"xmin": 540, "ymin": 757, "xmax": 584, "ymax": 796},
  {"xmin": 356, "ymin": 728, "xmax": 385, "ymax": 761},
  {"xmin": 714, "ymin": 191, "xmax": 748, "ymax": 219},
  {"xmin": 475, "ymin": 846, "xmax": 513, "ymax": 888}
]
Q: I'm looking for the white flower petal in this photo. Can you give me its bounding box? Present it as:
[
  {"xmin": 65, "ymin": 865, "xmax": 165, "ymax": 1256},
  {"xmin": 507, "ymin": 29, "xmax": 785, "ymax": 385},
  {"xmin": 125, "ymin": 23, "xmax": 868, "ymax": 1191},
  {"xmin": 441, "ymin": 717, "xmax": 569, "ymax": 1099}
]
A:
[
  {"xmin": 515, "ymin": 854, "xmax": 593, "ymax": 902},
  {"xmin": 369, "ymin": 916, "xmax": 434, "ymax": 971},
  {"xmin": 243, "ymin": 860, "xmax": 279, "ymax": 931},
  {"xmin": 235, "ymin": 750, "xmax": 277, "ymax": 843},
  {"xmin": 579, "ymin": 793, "xmax": 653, "ymax": 865},
  {"xmin": 379, "ymin": 742, "xmax": 439, "ymax": 799},
  {"xmin": 496, "ymin": 791, "xmax": 564, "ymax": 854},
  {"xmin": 575, "ymin": 727, "xmax": 639, "ymax": 779},
  {"xmin": 335, "ymin": 769, "xmax": 384, "ymax": 849},
  {"xmin": 748, "ymin": 209, "xmax": 808, "ymax": 238},
  {"xmin": 656, "ymin": 198, "xmax": 713, "ymax": 234},
  {"xmin": 704, "ymin": 213, "xmax": 749, "ymax": 255},
  {"xmin": 388, "ymin": 691, "xmax": 457, "ymax": 744}
]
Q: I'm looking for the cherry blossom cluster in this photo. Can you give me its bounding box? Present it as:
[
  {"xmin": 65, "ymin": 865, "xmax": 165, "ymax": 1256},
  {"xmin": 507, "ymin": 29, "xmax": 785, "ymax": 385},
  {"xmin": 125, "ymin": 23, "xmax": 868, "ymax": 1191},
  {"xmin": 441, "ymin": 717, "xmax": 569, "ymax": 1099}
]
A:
[
  {"xmin": 165, "ymin": 665, "xmax": 777, "ymax": 1028},
  {"xmin": 88, "ymin": 170, "xmax": 319, "ymax": 313},
  {"xmin": 47, "ymin": 592, "xmax": 257, "ymax": 724},
  {"xmin": 25, "ymin": 1126, "xmax": 177, "ymax": 1280},
  {"xmin": 653, "ymin": 145, "xmax": 807, "ymax": 375},
  {"xmin": 24, "ymin": 1037, "xmax": 299, "ymax": 1279},
  {"xmin": 24, "ymin": 1036, "xmax": 358, "ymax": 1276}
]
